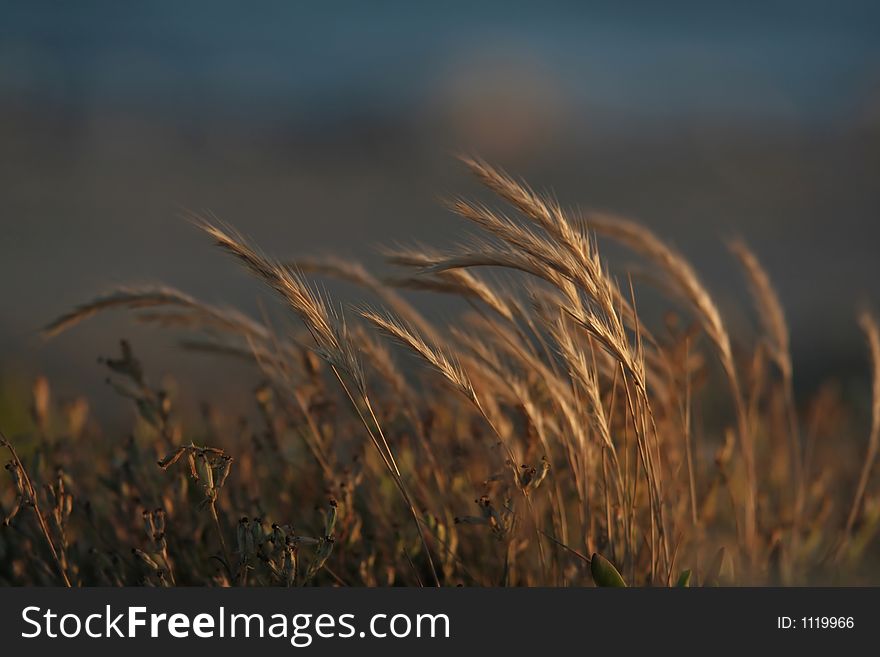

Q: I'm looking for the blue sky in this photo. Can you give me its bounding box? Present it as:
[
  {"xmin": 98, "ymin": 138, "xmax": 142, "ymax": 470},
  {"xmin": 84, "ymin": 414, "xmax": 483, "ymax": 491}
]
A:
[{"xmin": 3, "ymin": 1, "xmax": 879, "ymax": 124}]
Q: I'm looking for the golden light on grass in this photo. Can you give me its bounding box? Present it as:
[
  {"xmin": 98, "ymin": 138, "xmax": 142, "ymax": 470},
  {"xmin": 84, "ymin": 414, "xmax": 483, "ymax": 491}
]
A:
[{"xmin": 0, "ymin": 158, "xmax": 876, "ymax": 587}]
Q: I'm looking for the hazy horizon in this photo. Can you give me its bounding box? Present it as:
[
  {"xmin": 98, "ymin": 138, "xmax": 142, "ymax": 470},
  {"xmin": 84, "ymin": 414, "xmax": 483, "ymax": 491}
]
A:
[{"xmin": 3, "ymin": 1, "xmax": 880, "ymax": 414}]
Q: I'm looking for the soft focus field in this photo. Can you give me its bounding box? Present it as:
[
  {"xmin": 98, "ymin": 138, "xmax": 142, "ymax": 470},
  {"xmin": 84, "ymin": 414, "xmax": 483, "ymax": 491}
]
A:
[{"xmin": 1, "ymin": 159, "xmax": 878, "ymax": 586}]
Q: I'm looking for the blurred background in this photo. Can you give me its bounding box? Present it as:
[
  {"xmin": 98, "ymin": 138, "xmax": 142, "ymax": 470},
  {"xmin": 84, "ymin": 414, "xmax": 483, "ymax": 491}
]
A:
[{"xmin": 2, "ymin": 1, "xmax": 880, "ymax": 421}]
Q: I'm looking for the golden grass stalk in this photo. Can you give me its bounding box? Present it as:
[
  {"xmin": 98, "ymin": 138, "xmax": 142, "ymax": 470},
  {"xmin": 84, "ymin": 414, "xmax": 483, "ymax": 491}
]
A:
[
  {"xmin": 360, "ymin": 310, "xmax": 477, "ymax": 406},
  {"xmin": 43, "ymin": 285, "xmax": 270, "ymax": 342},
  {"xmin": 290, "ymin": 255, "xmax": 442, "ymax": 343},
  {"xmin": 193, "ymin": 218, "xmax": 440, "ymax": 586},
  {"xmin": 729, "ymin": 238, "xmax": 804, "ymax": 547},
  {"xmin": 195, "ymin": 220, "xmax": 364, "ymax": 386},
  {"xmin": 383, "ymin": 246, "xmax": 515, "ymax": 323},
  {"xmin": 585, "ymin": 211, "xmax": 757, "ymax": 559},
  {"xmin": 728, "ymin": 240, "xmax": 790, "ymax": 378},
  {"xmin": 361, "ymin": 306, "xmax": 553, "ymax": 576},
  {"xmin": 459, "ymin": 156, "xmax": 590, "ymax": 264},
  {"xmin": 443, "ymin": 163, "xmax": 670, "ymax": 573},
  {"xmin": 843, "ymin": 311, "xmax": 880, "ymax": 542}
]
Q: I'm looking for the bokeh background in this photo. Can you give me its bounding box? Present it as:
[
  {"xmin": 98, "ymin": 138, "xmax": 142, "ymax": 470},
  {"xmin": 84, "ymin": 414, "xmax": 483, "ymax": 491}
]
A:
[{"xmin": 2, "ymin": 1, "xmax": 880, "ymax": 421}]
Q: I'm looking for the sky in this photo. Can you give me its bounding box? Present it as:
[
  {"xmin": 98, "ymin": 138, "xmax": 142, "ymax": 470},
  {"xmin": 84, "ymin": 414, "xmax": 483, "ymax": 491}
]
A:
[{"xmin": 4, "ymin": 2, "xmax": 880, "ymax": 122}]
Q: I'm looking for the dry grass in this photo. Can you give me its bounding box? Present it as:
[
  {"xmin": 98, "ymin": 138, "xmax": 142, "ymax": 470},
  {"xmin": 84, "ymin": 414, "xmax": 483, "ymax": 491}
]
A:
[{"xmin": 1, "ymin": 158, "xmax": 878, "ymax": 586}]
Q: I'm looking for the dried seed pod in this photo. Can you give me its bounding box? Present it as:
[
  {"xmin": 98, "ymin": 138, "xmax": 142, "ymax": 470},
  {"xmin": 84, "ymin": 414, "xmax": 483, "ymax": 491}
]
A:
[
  {"xmin": 523, "ymin": 456, "xmax": 550, "ymax": 492},
  {"xmin": 132, "ymin": 548, "xmax": 160, "ymax": 571},
  {"xmin": 305, "ymin": 535, "xmax": 335, "ymax": 582},
  {"xmin": 281, "ymin": 533, "xmax": 302, "ymax": 586},
  {"xmin": 187, "ymin": 451, "xmax": 199, "ymax": 480},
  {"xmin": 215, "ymin": 456, "xmax": 233, "ymax": 489},
  {"xmin": 157, "ymin": 447, "xmax": 186, "ymax": 470},
  {"xmin": 142, "ymin": 509, "xmax": 155, "ymax": 539},
  {"xmin": 237, "ymin": 517, "xmax": 250, "ymax": 560},
  {"xmin": 196, "ymin": 452, "xmax": 214, "ymax": 490},
  {"xmin": 250, "ymin": 517, "xmax": 266, "ymax": 549},
  {"xmin": 519, "ymin": 465, "xmax": 537, "ymax": 489}
]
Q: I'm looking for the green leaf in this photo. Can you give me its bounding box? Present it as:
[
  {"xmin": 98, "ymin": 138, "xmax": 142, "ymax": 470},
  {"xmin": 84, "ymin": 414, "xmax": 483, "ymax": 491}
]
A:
[
  {"xmin": 590, "ymin": 552, "xmax": 627, "ymax": 587},
  {"xmin": 676, "ymin": 569, "xmax": 691, "ymax": 587}
]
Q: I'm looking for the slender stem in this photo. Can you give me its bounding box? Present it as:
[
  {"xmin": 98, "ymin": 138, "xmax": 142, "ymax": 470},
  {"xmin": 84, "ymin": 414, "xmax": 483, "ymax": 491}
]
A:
[
  {"xmin": 682, "ymin": 340, "xmax": 699, "ymax": 527},
  {"xmin": 842, "ymin": 441, "xmax": 879, "ymax": 552},
  {"xmin": 472, "ymin": 400, "xmax": 548, "ymax": 582},
  {"xmin": 783, "ymin": 374, "xmax": 805, "ymax": 572},
  {"xmin": 1, "ymin": 431, "xmax": 72, "ymax": 587},
  {"xmin": 724, "ymin": 362, "xmax": 759, "ymax": 562},
  {"xmin": 208, "ymin": 502, "xmax": 232, "ymax": 581},
  {"xmin": 330, "ymin": 367, "xmax": 440, "ymax": 587},
  {"xmin": 363, "ymin": 395, "xmax": 442, "ymax": 587}
]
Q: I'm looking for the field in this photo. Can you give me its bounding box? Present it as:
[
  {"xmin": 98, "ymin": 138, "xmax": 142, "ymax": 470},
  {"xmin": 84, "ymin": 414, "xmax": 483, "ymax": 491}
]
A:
[{"xmin": 2, "ymin": 158, "xmax": 878, "ymax": 587}]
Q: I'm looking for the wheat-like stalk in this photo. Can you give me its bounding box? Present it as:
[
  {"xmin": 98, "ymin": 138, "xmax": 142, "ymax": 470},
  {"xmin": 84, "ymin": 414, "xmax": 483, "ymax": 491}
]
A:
[
  {"xmin": 584, "ymin": 210, "xmax": 757, "ymax": 558},
  {"xmin": 844, "ymin": 311, "xmax": 880, "ymax": 542},
  {"xmin": 729, "ymin": 239, "xmax": 790, "ymax": 378},
  {"xmin": 360, "ymin": 309, "xmax": 477, "ymax": 405},
  {"xmin": 44, "ymin": 285, "xmax": 268, "ymax": 341},
  {"xmin": 194, "ymin": 219, "xmax": 365, "ymax": 388},
  {"xmin": 194, "ymin": 217, "xmax": 440, "ymax": 585},
  {"xmin": 729, "ymin": 238, "xmax": 804, "ymax": 552}
]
